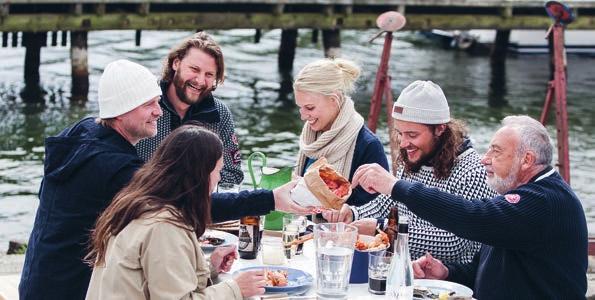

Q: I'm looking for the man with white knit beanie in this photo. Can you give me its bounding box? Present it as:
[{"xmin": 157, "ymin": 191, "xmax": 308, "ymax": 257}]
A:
[
  {"xmin": 324, "ymin": 80, "xmax": 497, "ymax": 265},
  {"xmin": 20, "ymin": 59, "xmax": 163, "ymax": 300}
]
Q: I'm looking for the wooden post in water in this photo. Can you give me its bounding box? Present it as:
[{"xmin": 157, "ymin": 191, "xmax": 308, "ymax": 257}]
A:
[
  {"xmin": 278, "ymin": 29, "xmax": 297, "ymax": 72},
  {"xmin": 322, "ymin": 29, "xmax": 341, "ymax": 58},
  {"xmin": 22, "ymin": 32, "xmax": 46, "ymax": 101},
  {"xmin": 135, "ymin": 30, "xmax": 142, "ymax": 46},
  {"xmin": 490, "ymin": 30, "xmax": 510, "ymax": 66},
  {"xmin": 488, "ymin": 30, "xmax": 510, "ymax": 107},
  {"xmin": 61, "ymin": 31, "xmax": 67, "ymax": 46},
  {"xmin": 22, "ymin": 32, "xmax": 46, "ymax": 87},
  {"xmin": 11, "ymin": 32, "xmax": 18, "ymax": 47},
  {"xmin": 70, "ymin": 31, "xmax": 89, "ymax": 101},
  {"xmin": 311, "ymin": 29, "xmax": 319, "ymax": 44},
  {"xmin": 51, "ymin": 31, "xmax": 58, "ymax": 47}
]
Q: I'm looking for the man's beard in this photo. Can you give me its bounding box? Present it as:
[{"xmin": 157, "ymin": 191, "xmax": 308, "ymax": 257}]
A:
[
  {"xmin": 487, "ymin": 161, "xmax": 520, "ymax": 194},
  {"xmin": 400, "ymin": 136, "xmax": 441, "ymax": 173},
  {"xmin": 172, "ymin": 72, "xmax": 211, "ymax": 106}
]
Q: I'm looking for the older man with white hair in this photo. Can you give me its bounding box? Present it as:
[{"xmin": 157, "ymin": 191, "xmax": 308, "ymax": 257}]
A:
[{"xmin": 351, "ymin": 115, "xmax": 587, "ymax": 299}]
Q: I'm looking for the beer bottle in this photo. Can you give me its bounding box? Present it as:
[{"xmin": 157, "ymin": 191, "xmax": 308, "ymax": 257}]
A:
[
  {"xmin": 238, "ymin": 216, "xmax": 261, "ymax": 259},
  {"xmin": 386, "ymin": 206, "xmax": 399, "ymax": 252}
]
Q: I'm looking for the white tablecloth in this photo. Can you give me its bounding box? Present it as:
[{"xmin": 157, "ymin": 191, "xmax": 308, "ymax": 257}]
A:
[{"xmin": 218, "ymin": 233, "xmax": 384, "ymax": 300}]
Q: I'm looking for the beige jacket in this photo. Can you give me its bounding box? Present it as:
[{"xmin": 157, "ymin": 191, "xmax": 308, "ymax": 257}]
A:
[{"xmin": 86, "ymin": 210, "xmax": 242, "ymax": 300}]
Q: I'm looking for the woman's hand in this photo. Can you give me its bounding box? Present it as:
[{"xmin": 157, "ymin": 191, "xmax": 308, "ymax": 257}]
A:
[
  {"xmin": 233, "ymin": 270, "xmax": 266, "ymax": 297},
  {"xmin": 210, "ymin": 245, "xmax": 237, "ymax": 273},
  {"xmin": 322, "ymin": 204, "xmax": 354, "ymax": 223},
  {"xmin": 273, "ymin": 180, "xmax": 317, "ymax": 215}
]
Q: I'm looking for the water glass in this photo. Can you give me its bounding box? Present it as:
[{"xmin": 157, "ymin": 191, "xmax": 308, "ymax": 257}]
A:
[
  {"xmin": 314, "ymin": 223, "xmax": 358, "ymax": 299},
  {"xmin": 261, "ymin": 237, "xmax": 286, "ymax": 265},
  {"xmin": 368, "ymin": 251, "xmax": 392, "ymax": 295},
  {"xmin": 282, "ymin": 215, "xmax": 299, "ymax": 259},
  {"xmin": 283, "ymin": 214, "xmax": 307, "ymax": 255}
]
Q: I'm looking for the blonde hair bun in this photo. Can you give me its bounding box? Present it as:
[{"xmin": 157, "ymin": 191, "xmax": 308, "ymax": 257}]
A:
[{"xmin": 293, "ymin": 58, "xmax": 361, "ymax": 98}]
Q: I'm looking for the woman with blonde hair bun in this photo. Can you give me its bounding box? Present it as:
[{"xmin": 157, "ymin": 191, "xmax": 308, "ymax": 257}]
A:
[{"xmin": 294, "ymin": 58, "xmax": 389, "ymax": 206}]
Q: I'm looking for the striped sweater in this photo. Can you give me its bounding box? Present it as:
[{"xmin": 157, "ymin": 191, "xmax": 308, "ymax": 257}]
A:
[{"xmin": 352, "ymin": 146, "xmax": 497, "ymax": 263}]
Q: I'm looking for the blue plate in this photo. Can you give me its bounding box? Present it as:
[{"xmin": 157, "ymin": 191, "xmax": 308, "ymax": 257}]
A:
[{"xmin": 234, "ymin": 266, "xmax": 313, "ymax": 293}]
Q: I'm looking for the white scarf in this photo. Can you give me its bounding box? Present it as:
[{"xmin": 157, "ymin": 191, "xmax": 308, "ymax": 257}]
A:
[{"xmin": 296, "ymin": 97, "xmax": 364, "ymax": 178}]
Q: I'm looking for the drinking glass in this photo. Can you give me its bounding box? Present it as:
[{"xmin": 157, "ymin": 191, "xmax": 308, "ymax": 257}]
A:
[
  {"xmin": 314, "ymin": 223, "xmax": 358, "ymax": 299},
  {"xmin": 368, "ymin": 251, "xmax": 392, "ymax": 295},
  {"xmin": 261, "ymin": 237, "xmax": 286, "ymax": 265},
  {"xmin": 283, "ymin": 214, "xmax": 307, "ymax": 255},
  {"xmin": 282, "ymin": 215, "xmax": 299, "ymax": 259}
]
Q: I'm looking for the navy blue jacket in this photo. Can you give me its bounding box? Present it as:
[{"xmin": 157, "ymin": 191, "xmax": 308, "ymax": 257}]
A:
[
  {"xmin": 302, "ymin": 126, "xmax": 389, "ymax": 206},
  {"xmin": 392, "ymin": 167, "xmax": 587, "ymax": 299},
  {"xmin": 19, "ymin": 118, "xmax": 274, "ymax": 300}
]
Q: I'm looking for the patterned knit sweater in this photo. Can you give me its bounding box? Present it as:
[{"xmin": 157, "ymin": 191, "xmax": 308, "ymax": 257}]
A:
[
  {"xmin": 352, "ymin": 145, "xmax": 497, "ymax": 263},
  {"xmin": 394, "ymin": 168, "xmax": 587, "ymax": 299},
  {"xmin": 136, "ymin": 82, "xmax": 243, "ymax": 185}
]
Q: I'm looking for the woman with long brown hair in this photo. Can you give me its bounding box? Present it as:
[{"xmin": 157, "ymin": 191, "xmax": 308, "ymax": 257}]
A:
[{"xmin": 85, "ymin": 124, "xmax": 265, "ymax": 299}]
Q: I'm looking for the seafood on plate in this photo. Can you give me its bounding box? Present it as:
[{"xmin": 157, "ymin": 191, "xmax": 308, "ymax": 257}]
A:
[
  {"xmin": 355, "ymin": 230, "xmax": 389, "ymax": 251},
  {"xmin": 265, "ymin": 269, "xmax": 289, "ymax": 287}
]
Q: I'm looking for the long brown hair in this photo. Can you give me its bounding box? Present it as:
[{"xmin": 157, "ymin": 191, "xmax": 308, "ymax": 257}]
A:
[
  {"xmin": 162, "ymin": 32, "xmax": 225, "ymax": 89},
  {"xmin": 397, "ymin": 119, "xmax": 468, "ymax": 180},
  {"xmin": 86, "ymin": 124, "xmax": 223, "ymax": 266}
]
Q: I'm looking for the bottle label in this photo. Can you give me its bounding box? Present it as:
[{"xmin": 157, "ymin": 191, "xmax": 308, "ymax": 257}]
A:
[{"xmin": 238, "ymin": 224, "xmax": 254, "ymax": 252}]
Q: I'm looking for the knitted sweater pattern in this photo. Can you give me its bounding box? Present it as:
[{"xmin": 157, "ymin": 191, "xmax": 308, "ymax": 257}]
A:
[
  {"xmin": 353, "ymin": 148, "xmax": 497, "ymax": 263},
  {"xmin": 136, "ymin": 90, "xmax": 243, "ymax": 185}
]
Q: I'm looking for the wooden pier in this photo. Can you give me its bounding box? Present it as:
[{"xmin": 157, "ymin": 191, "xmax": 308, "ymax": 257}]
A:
[{"xmin": 1, "ymin": 0, "xmax": 595, "ymax": 100}]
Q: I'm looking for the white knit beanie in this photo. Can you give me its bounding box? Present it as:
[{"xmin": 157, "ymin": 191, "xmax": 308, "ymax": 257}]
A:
[
  {"xmin": 98, "ymin": 59, "xmax": 162, "ymax": 119},
  {"xmin": 392, "ymin": 80, "xmax": 450, "ymax": 124}
]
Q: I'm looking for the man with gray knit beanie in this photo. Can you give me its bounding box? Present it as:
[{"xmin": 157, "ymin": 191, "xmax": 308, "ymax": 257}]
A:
[{"xmin": 324, "ymin": 80, "xmax": 496, "ymax": 264}]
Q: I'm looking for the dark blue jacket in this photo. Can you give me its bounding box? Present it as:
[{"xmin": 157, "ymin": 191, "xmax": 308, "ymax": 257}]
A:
[
  {"xmin": 20, "ymin": 117, "xmax": 274, "ymax": 300},
  {"xmin": 393, "ymin": 167, "xmax": 587, "ymax": 299},
  {"xmin": 302, "ymin": 126, "xmax": 389, "ymax": 206},
  {"xmin": 19, "ymin": 118, "xmax": 144, "ymax": 300}
]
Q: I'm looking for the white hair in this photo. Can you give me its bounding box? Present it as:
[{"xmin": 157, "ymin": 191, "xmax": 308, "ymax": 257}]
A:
[{"xmin": 501, "ymin": 115, "xmax": 553, "ymax": 166}]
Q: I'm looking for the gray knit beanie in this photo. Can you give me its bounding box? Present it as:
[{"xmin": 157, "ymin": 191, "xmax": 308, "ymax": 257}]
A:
[{"xmin": 392, "ymin": 80, "xmax": 450, "ymax": 124}]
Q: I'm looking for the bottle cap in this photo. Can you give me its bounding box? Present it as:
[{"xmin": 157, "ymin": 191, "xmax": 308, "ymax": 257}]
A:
[{"xmin": 398, "ymin": 216, "xmax": 409, "ymax": 234}]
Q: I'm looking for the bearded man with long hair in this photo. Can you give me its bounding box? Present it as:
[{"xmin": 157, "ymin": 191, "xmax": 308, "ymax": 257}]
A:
[
  {"xmin": 135, "ymin": 31, "xmax": 243, "ymax": 185},
  {"xmin": 323, "ymin": 80, "xmax": 496, "ymax": 264}
]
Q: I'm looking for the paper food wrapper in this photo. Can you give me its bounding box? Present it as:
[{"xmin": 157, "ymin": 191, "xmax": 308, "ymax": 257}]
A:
[{"xmin": 290, "ymin": 158, "xmax": 352, "ymax": 209}]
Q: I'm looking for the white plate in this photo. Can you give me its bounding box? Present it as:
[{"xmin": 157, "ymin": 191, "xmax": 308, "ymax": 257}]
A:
[
  {"xmin": 199, "ymin": 229, "xmax": 238, "ymax": 252},
  {"xmin": 414, "ymin": 279, "xmax": 473, "ymax": 298}
]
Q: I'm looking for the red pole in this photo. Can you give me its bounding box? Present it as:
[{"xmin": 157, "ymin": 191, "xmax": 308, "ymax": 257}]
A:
[
  {"xmin": 540, "ymin": 82, "xmax": 555, "ymax": 124},
  {"xmin": 552, "ymin": 23, "xmax": 570, "ymax": 183},
  {"xmin": 367, "ymin": 32, "xmax": 393, "ymax": 133},
  {"xmin": 383, "ymin": 76, "xmax": 400, "ymax": 175}
]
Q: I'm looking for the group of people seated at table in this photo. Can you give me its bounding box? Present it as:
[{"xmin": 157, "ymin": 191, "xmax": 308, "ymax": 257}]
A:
[{"xmin": 18, "ymin": 31, "xmax": 587, "ymax": 300}]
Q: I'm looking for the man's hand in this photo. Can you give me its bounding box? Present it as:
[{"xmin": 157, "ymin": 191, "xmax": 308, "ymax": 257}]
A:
[
  {"xmin": 351, "ymin": 164, "xmax": 398, "ymax": 195},
  {"xmin": 322, "ymin": 204, "xmax": 354, "ymax": 223},
  {"xmin": 210, "ymin": 245, "xmax": 237, "ymax": 273},
  {"xmin": 412, "ymin": 252, "xmax": 449, "ymax": 280},
  {"xmin": 273, "ymin": 180, "xmax": 314, "ymax": 215},
  {"xmin": 350, "ymin": 218, "xmax": 377, "ymax": 236}
]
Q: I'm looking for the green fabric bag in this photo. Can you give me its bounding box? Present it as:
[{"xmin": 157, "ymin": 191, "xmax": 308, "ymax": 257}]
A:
[{"xmin": 247, "ymin": 152, "xmax": 293, "ymax": 230}]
